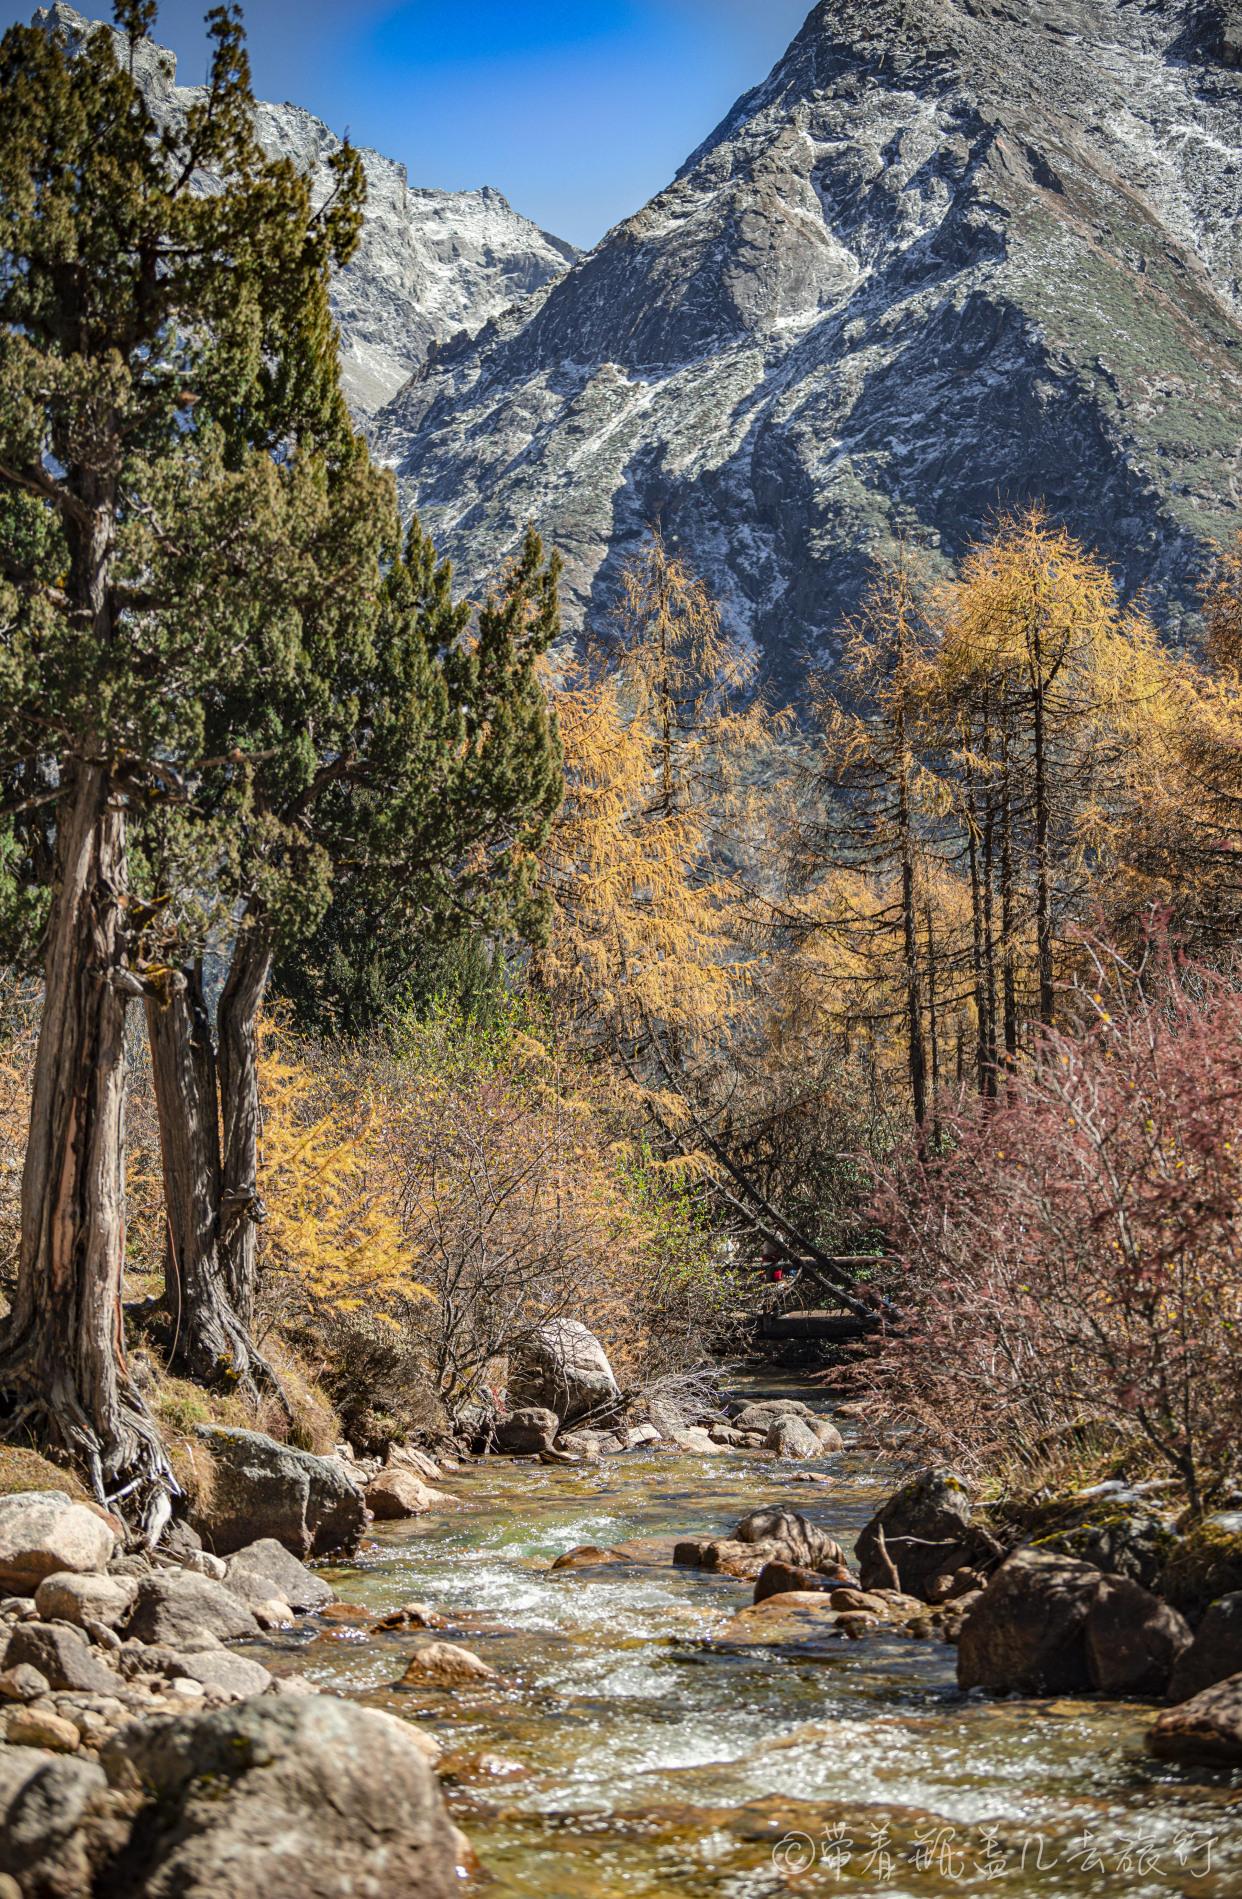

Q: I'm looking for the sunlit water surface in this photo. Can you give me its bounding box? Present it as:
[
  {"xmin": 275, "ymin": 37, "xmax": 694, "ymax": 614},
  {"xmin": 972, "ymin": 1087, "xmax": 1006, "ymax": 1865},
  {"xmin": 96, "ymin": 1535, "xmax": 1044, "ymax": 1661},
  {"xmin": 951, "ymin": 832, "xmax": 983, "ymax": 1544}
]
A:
[{"xmin": 249, "ymin": 1390, "xmax": 1240, "ymax": 1898}]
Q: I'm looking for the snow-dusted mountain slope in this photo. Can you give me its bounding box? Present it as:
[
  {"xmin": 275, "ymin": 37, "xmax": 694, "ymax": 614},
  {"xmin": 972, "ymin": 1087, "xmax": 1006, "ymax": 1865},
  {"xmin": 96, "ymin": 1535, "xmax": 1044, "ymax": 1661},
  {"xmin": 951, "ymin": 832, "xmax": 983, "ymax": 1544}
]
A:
[
  {"xmin": 375, "ymin": 0, "xmax": 1242, "ymax": 667},
  {"xmin": 36, "ymin": 5, "xmax": 577, "ymax": 414}
]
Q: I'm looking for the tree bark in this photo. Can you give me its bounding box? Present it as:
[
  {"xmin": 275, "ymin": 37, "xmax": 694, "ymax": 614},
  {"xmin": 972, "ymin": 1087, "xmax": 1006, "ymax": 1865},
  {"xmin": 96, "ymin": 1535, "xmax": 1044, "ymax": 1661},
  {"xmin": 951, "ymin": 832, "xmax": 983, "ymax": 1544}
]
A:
[
  {"xmin": 217, "ymin": 915, "xmax": 274, "ymax": 1328},
  {"xmin": 0, "ymin": 761, "xmax": 173, "ymax": 1531},
  {"xmin": 145, "ymin": 962, "xmax": 272, "ymax": 1400}
]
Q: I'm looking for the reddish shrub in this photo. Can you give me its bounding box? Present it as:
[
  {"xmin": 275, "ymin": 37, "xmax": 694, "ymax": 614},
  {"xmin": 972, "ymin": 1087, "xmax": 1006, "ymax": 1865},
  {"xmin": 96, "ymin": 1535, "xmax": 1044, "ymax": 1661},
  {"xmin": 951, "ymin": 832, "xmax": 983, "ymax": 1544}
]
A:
[{"xmin": 865, "ymin": 957, "xmax": 1242, "ymax": 1511}]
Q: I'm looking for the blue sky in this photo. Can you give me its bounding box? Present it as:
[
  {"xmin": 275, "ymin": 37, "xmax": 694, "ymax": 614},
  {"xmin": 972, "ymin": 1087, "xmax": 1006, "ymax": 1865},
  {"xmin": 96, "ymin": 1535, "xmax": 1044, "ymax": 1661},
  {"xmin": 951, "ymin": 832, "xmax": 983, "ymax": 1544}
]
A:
[{"xmin": 9, "ymin": 1, "xmax": 814, "ymax": 245}]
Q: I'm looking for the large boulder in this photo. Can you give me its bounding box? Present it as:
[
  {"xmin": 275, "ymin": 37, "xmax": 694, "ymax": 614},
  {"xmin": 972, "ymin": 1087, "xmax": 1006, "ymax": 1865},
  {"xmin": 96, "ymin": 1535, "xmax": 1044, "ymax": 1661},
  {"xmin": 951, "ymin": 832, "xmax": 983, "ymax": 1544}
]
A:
[
  {"xmin": 1147, "ymin": 1672, "xmax": 1242, "ymax": 1766},
  {"xmin": 1083, "ymin": 1575, "xmax": 1192, "ymax": 1697},
  {"xmin": 0, "ymin": 1491, "xmax": 115, "ymax": 1592},
  {"xmin": 102, "ymin": 1695, "xmax": 462, "ymax": 1896},
  {"xmin": 4, "ymin": 1620, "xmax": 120, "ymax": 1695},
  {"xmin": 1168, "ymin": 1592, "xmax": 1242, "ymax": 1703},
  {"xmin": 191, "ymin": 1427, "xmax": 366, "ymax": 1558},
  {"xmin": 957, "ymin": 1550, "xmax": 1102, "ymax": 1695},
  {"xmin": 856, "ymin": 1468, "xmax": 990, "ymax": 1600},
  {"xmin": 122, "ymin": 1571, "xmax": 260, "ymax": 1648},
  {"xmin": 222, "ymin": 1540, "xmax": 334, "ymax": 1615},
  {"xmin": 764, "ymin": 1417, "xmax": 823, "ymax": 1460},
  {"xmin": 507, "ymin": 1320, "xmax": 620, "ymax": 1425},
  {"xmin": 493, "ymin": 1407, "xmax": 559, "ymax": 1455}
]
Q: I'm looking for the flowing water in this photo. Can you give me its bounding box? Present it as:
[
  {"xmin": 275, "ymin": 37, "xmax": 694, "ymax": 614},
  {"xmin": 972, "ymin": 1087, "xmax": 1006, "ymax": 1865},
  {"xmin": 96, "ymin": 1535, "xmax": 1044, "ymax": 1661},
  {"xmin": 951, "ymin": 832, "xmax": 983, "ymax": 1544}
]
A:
[{"xmin": 255, "ymin": 1392, "xmax": 1239, "ymax": 1898}]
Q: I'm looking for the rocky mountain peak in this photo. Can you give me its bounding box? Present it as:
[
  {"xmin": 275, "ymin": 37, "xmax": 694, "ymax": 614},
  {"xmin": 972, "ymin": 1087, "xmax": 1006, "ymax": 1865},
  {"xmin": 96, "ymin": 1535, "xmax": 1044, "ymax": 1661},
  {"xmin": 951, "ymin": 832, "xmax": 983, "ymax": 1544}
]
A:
[
  {"xmin": 375, "ymin": 0, "xmax": 1242, "ymax": 673},
  {"xmin": 33, "ymin": 4, "xmax": 578, "ymax": 415}
]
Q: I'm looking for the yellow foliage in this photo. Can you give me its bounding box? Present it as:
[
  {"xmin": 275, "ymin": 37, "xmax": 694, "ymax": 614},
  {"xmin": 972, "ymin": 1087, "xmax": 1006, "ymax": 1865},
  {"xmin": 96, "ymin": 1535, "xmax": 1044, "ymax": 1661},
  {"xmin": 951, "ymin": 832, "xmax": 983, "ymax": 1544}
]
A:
[{"xmin": 255, "ymin": 1020, "xmax": 430, "ymax": 1321}]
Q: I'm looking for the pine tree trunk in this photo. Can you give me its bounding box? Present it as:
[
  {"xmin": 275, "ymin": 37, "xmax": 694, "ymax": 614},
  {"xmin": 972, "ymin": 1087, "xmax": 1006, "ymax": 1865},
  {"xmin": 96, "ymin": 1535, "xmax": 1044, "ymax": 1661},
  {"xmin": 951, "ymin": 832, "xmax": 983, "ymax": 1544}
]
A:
[
  {"xmin": 217, "ymin": 917, "xmax": 273, "ymax": 1328},
  {"xmin": 145, "ymin": 964, "xmax": 269, "ymax": 1399},
  {"xmin": 0, "ymin": 760, "xmax": 172, "ymax": 1529}
]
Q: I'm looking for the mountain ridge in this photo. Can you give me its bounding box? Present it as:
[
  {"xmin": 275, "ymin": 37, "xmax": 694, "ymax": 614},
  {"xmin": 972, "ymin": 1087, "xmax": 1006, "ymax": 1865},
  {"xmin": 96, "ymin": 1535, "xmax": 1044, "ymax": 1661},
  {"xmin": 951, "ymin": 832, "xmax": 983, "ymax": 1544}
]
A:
[
  {"xmin": 375, "ymin": 0, "xmax": 1242, "ymax": 667},
  {"xmin": 35, "ymin": 4, "xmax": 578, "ymax": 415}
]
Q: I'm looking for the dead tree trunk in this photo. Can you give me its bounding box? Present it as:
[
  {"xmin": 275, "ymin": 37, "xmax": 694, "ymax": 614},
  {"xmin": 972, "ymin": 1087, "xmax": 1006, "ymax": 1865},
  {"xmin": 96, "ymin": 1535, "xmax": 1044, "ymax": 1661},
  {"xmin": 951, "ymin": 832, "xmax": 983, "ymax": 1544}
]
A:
[{"xmin": 0, "ymin": 760, "xmax": 173, "ymax": 1533}]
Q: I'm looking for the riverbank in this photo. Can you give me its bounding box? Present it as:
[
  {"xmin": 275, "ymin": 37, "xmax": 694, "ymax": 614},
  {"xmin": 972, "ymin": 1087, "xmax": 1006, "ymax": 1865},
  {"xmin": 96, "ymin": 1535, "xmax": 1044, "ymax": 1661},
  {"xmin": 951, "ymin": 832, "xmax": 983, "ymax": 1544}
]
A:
[
  {"xmin": 2, "ymin": 1379, "xmax": 1239, "ymax": 1897},
  {"xmin": 267, "ymin": 1392, "xmax": 1238, "ymax": 1897}
]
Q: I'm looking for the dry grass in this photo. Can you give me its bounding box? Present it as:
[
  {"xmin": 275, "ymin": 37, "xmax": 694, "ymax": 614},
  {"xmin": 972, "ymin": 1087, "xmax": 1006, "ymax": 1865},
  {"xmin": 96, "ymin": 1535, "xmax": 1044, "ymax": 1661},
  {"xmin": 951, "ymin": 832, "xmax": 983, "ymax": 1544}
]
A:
[{"xmin": 0, "ymin": 1443, "xmax": 90, "ymax": 1501}]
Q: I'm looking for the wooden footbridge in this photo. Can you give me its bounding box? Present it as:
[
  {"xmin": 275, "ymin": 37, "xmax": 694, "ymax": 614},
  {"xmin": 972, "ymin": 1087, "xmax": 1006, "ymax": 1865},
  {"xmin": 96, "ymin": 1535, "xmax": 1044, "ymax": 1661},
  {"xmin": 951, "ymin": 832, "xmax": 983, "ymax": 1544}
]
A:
[{"xmin": 751, "ymin": 1257, "xmax": 888, "ymax": 1346}]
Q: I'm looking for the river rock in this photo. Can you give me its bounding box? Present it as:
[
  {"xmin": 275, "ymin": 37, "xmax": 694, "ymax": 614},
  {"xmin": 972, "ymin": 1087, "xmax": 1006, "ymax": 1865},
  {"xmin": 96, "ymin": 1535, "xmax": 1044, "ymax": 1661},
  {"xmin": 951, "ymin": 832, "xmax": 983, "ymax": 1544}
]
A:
[
  {"xmin": 191, "ymin": 1427, "xmax": 367, "ymax": 1559},
  {"xmin": 856, "ymin": 1468, "xmax": 990, "ymax": 1600},
  {"xmin": 555, "ymin": 1430, "xmax": 602, "ymax": 1461},
  {"xmin": 715, "ymin": 1593, "xmax": 845, "ymax": 1653},
  {"xmin": 753, "ymin": 1562, "xmax": 834, "ymax": 1603},
  {"xmin": 730, "ymin": 1400, "xmax": 815, "ymax": 1431},
  {"xmin": 385, "ymin": 1445, "xmax": 443, "ymax": 1483},
  {"xmin": 0, "ymin": 1662, "xmax": 49, "ymax": 1701},
  {"xmin": 34, "ymin": 1570, "xmax": 138, "ymax": 1631},
  {"xmin": 223, "ymin": 1540, "xmax": 334, "ymax": 1615},
  {"xmin": 507, "ymin": 1320, "xmax": 621, "ymax": 1424},
  {"xmin": 122, "ymin": 1571, "xmax": 259, "ymax": 1647},
  {"xmin": 103, "ymin": 1694, "xmax": 462, "ymax": 1896},
  {"xmin": 0, "ymin": 1492, "xmax": 115, "ymax": 1592},
  {"xmin": 1147, "ymin": 1673, "xmax": 1242, "ymax": 1766},
  {"xmin": 811, "ymin": 1419, "xmax": 845, "ymax": 1453},
  {"xmin": 4, "ymin": 1621, "xmax": 120, "ymax": 1695},
  {"xmin": 957, "ymin": 1549, "xmax": 1102, "ymax": 1695},
  {"xmin": 493, "ymin": 1407, "xmax": 559, "ymax": 1455},
  {"xmin": 0, "ymin": 1743, "xmax": 114, "ymax": 1894},
  {"xmin": 400, "ymin": 1642, "xmax": 499, "ymax": 1686},
  {"xmin": 212, "ymin": 1570, "xmax": 294, "ymax": 1629},
  {"xmin": 1083, "ymin": 1575, "xmax": 1192, "ymax": 1697},
  {"xmin": 367, "ymin": 1468, "xmax": 454, "ymax": 1518},
  {"xmin": 4, "ymin": 1706, "xmax": 82, "ymax": 1752},
  {"xmin": 733, "ymin": 1509, "xmax": 848, "ymax": 1573},
  {"xmin": 765, "ymin": 1417, "xmax": 823, "ymax": 1460},
  {"xmin": 1168, "ymin": 1592, "xmax": 1242, "ymax": 1703},
  {"xmin": 163, "ymin": 1648, "xmax": 273, "ymax": 1700}
]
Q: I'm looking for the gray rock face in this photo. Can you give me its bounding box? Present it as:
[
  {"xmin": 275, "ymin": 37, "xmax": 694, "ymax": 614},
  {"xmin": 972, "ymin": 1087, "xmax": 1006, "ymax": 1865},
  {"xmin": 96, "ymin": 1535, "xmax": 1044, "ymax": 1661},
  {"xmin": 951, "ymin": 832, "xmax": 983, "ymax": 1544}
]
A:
[
  {"xmin": 508, "ymin": 1320, "xmax": 621, "ymax": 1424},
  {"xmin": 122, "ymin": 1571, "xmax": 260, "ymax": 1648},
  {"xmin": 103, "ymin": 1695, "xmax": 461, "ymax": 1897},
  {"xmin": 494, "ymin": 1406, "xmax": 561, "ymax": 1455},
  {"xmin": 222, "ymin": 1540, "xmax": 334, "ymax": 1615},
  {"xmin": 377, "ymin": 0, "xmax": 1242, "ymax": 674},
  {"xmin": 192, "ymin": 1426, "xmax": 366, "ymax": 1558},
  {"xmin": 37, "ymin": 5, "xmax": 576, "ymax": 415},
  {"xmin": 4, "ymin": 1621, "xmax": 120, "ymax": 1695}
]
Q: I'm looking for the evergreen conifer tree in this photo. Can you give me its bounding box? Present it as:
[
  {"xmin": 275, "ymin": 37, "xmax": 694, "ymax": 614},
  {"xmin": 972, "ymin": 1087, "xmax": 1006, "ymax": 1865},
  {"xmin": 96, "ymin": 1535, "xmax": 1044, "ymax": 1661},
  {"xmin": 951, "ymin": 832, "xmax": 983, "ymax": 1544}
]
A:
[{"xmin": 0, "ymin": 2, "xmax": 364, "ymax": 1525}]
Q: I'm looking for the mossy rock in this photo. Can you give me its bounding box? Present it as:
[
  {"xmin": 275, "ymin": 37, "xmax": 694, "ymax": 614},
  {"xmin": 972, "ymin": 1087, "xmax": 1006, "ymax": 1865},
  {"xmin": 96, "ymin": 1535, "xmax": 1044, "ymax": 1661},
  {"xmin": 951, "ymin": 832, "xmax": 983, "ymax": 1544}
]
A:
[
  {"xmin": 1160, "ymin": 1513, "xmax": 1242, "ymax": 1619},
  {"xmin": 1032, "ymin": 1506, "xmax": 1179, "ymax": 1591}
]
